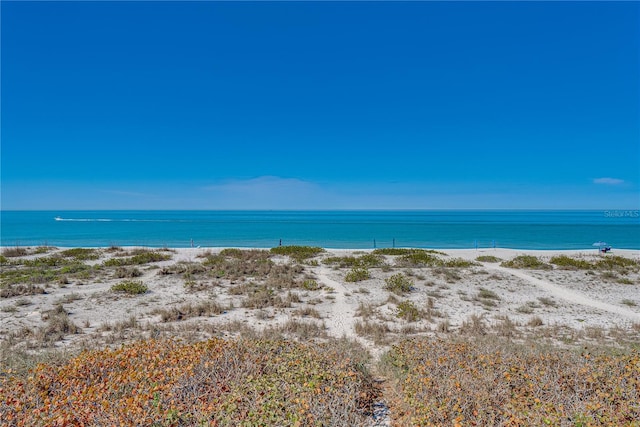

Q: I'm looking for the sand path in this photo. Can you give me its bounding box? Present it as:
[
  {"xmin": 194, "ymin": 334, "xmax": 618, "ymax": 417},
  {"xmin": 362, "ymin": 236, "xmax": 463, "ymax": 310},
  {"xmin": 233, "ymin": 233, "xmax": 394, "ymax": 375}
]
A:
[
  {"xmin": 314, "ymin": 266, "xmax": 385, "ymax": 357},
  {"xmin": 483, "ymin": 263, "xmax": 640, "ymax": 322},
  {"xmin": 315, "ymin": 266, "xmax": 359, "ymax": 339}
]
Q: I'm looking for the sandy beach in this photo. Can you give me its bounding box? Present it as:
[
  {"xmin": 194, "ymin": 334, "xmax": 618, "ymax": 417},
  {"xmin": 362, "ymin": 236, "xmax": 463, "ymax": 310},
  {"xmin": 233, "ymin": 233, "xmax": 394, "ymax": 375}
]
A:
[{"xmin": 2, "ymin": 246, "xmax": 639, "ymax": 361}]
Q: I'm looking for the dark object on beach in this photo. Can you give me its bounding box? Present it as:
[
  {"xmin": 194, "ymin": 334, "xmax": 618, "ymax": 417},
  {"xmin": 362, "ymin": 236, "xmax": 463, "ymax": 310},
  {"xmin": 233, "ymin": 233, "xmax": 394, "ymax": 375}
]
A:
[
  {"xmin": 279, "ymin": 239, "xmax": 282, "ymax": 247},
  {"xmin": 601, "ymin": 246, "xmax": 612, "ymax": 253}
]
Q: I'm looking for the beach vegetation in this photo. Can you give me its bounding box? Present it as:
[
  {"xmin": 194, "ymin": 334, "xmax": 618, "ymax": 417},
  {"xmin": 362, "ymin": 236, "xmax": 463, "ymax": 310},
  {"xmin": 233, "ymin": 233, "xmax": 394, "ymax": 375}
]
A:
[
  {"xmin": 374, "ymin": 248, "xmax": 446, "ymax": 256},
  {"xmin": 537, "ymin": 296, "xmax": 557, "ymax": 307},
  {"xmin": 159, "ymin": 261, "xmax": 207, "ymax": 276},
  {"xmin": 476, "ymin": 255, "xmax": 502, "ymax": 263},
  {"xmin": 477, "ymin": 287, "xmax": 500, "ymax": 300},
  {"xmin": 0, "ymin": 283, "xmax": 47, "ymax": 298},
  {"xmin": 270, "ymin": 245, "xmax": 325, "ymax": 261},
  {"xmin": 501, "ymin": 255, "xmax": 552, "ymax": 270},
  {"xmin": 442, "ymin": 258, "xmax": 477, "ymax": 268},
  {"xmin": 153, "ymin": 300, "xmax": 227, "ymax": 322},
  {"xmin": 0, "ymin": 338, "xmax": 379, "ymax": 426},
  {"xmin": 103, "ymin": 251, "xmax": 171, "ymax": 266},
  {"xmin": 1, "ymin": 256, "xmax": 98, "ymax": 289},
  {"xmin": 345, "ymin": 267, "xmax": 370, "ymax": 282},
  {"xmin": 34, "ymin": 246, "xmax": 55, "ymax": 254},
  {"xmin": 355, "ymin": 302, "xmax": 377, "ymax": 319},
  {"xmin": 2, "ymin": 246, "xmax": 28, "ymax": 257},
  {"xmin": 384, "ymin": 273, "xmax": 414, "ymax": 295},
  {"xmin": 110, "ymin": 280, "xmax": 148, "ymax": 295},
  {"xmin": 241, "ymin": 285, "xmax": 291, "ymax": 309},
  {"xmin": 399, "ymin": 251, "xmax": 442, "ymax": 267},
  {"xmin": 324, "ymin": 253, "xmax": 384, "ymax": 268},
  {"xmin": 114, "ymin": 266, "xmax": 142, "ymax": 278},
  {"xmin": 595, "ymin": 255, "xmax": 639, "ymax": 271},
  {"xmin": 354, "ymin": 320, "xmax": 393, "ymax": 345},
  {"xmin": 550, "ymin": 255, "xmax": 593, "ymax": 270},
  {"xmin": 516, "ymin": 302, "xmax": 538, "ymax": 314},
  {"xmin": 293, "ymin": 306, "xmax": 323, "ymax": 319},
  {"xmin": 396, "ymin": 300, "xmax": 421, "ymax": 322},
  {"xmin": 459, "ymin": 313, "xmax": 489, "ymax": 336},
  {"xmin": 60, "ymin": 248, "xmax": 101, "ymax": 260},
  {"xmin": 301, "ymin": 279, "xmax": 321, "ymax": 290},
  {"xmin": 35, "ymin": 305, "xmax": 82, "ymax": 344},
  {"xmin": 527, "ymin": 316, "xmax": 544, "ymax": 327},
  {"xmin": 382, "ymin": 338, "xmax": 640, "ymax": 426},
  {"xmin": 433, "ymin": 266, "xmax": 462, "ymax": 283}
]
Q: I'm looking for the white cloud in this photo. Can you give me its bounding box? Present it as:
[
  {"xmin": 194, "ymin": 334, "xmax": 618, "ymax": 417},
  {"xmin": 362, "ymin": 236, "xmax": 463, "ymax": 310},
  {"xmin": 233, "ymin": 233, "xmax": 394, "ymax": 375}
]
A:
[{"xmin": 593, "ymin": 177, "xmax": 624, "ymax": 185}]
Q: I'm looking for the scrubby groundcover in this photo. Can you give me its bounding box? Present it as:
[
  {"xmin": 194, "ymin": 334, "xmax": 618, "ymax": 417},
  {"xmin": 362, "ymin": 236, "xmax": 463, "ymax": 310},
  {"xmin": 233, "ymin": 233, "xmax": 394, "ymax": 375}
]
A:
[
  {"xmin": 1, "ymin": 338, "xmax": 379, "ymax": 426},
  {"xmin": 384, "ymin": 339, "xmax": 640, "ymax": 426}
]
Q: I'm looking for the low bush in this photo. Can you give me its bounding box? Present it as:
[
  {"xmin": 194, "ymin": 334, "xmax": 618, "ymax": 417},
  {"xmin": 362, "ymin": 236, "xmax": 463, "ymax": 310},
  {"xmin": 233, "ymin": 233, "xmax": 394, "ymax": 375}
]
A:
[
  {"xmin": 399, "ymin": 252, "xmax": 442, "ymax": 267},
  {"xmin": 301, "ymin": 279, "xmax": 321, "ymax": 290},
  {"xmin": 2, "ymin": 246, "xmax": 28, "ymax": 257},
  {"xmin": 110, "ymin": 280, "xmax": 148, "ymax": 295},
  {"xmin": 501, "ymin": 255, "xmax": 552, "ymax": 270},
  {"xmin": 476, "ymin": 255, "xmax": 502, "ymax": 263},
  {"xmin": 324, "ymin": 254, "xmax": 384, "ymax": 268},
  {"xmin": 60, "ymin": 248, "xmax": 100, "ymax": 260},
  {"xmin": 550, "ymin": 255, "xmax": 593, "ymax": 269},
  {"xmin": 595, "ymin": 255, "xmax": 639, "ymax": 271},
  {"xmin": 270, "ymin": 245, "xmax": 324, "ymax": 261},
  {"xmin": 384, "ymin": 273, "xmax": 414, "ymax": 295},
  {"xmin": 345, "ymin": 267, "xmax": 370, "ymax": 282},
  {"xmin": 103, "ymin": 251, "xmax": 171, "ymax": 267},
  {"xmin": 396, "ymin": 300, "xmax": 421, "ymax": 322}
]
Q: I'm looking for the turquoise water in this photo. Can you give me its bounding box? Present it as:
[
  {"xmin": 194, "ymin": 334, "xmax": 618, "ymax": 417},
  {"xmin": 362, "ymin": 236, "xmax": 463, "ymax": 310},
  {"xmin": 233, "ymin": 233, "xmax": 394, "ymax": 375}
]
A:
[{"xmin": 1, "ymin": 210, "xmax": 639, "ymax": 249}]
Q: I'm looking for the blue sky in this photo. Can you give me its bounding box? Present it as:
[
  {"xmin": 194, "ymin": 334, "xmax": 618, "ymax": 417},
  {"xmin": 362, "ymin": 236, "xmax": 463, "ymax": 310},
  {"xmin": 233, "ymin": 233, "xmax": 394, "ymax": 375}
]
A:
[{"xmin": 2, "ymin": 1, "xmax": 639, "ymax": 210}]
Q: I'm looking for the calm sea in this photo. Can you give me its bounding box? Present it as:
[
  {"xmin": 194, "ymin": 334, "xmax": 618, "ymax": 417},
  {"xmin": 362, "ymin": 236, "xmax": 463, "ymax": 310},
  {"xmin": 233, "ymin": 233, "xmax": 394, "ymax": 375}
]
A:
[{"xmin": 1, "ymin": 210, "xmax": 639, "ymax": 250}]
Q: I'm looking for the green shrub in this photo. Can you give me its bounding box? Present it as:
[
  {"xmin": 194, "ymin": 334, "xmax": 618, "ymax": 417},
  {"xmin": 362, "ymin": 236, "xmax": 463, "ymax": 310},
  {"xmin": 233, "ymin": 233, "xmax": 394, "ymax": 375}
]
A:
[
  {"xmin": 21, "ymin": 256, "xmax": 71, "ymax": 267},
  {"xmin": 476, "ymin": 255, "xmax": 502, "ymax": 263},
  {"xmin": 104, "ymin": 251, "xmax": 171, "ymax": 267},
  {"xmin": 550, "ymin": 255, "xmax": 593, "ymax": 270},
  {"xmin": 374, "ymin": 248, "xmax": 445, "ymax": 256},
  {"xmin": 301, "ymin": 279, "xmax": 321, "ymax": 290},
  {"xmin": 219, "ymin": 248, "xmax": 244, "ymax": 258},
  {"xmin": 396, "ymin": 300, "xmax": 421, "ymax": 322},
  {"xmin": 345, "ymin": 267, "xmax": 370, "ymax": 282},
  {"xmin": 111, "ymin": 280, "xmax": 148, "ymax": 295},
  {"xmin": 384, "ymin": 273, "xmax": 414, "ymax": 295},
  {"xmin": 60, "ymin": 248, "xmax": 100, "ymax": 261},
  {"xmin": 399, "ymin": 252, "xmax": 444, "ymax": 267},
  {"xmin": 501, "ymin": 255, "xmax": 552, "ymax": 270},
  {"xmin": 324, "ymin": 256, "xmax": 360, "ymax": 267},
  {"xmin": 324, "ymin": 254, "xmax": 384, "ymax": 268},
  {"xmin": 442, "ymin": 258, "xmax": 476, "ymax": 268},
  {"xmin": 270, "ymin": 246, "xmax": 324, "ymax": 261},
  {"xmin": 595, "ymin": 255, "xmax": 639, "ymax": 271}
]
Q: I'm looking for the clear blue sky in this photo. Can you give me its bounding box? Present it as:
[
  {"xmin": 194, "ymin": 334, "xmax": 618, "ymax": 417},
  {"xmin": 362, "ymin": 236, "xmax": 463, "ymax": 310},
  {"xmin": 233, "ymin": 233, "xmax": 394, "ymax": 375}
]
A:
[{"xmin": 2, "ymin": 1, "xmax": 639, "ymax": 210}]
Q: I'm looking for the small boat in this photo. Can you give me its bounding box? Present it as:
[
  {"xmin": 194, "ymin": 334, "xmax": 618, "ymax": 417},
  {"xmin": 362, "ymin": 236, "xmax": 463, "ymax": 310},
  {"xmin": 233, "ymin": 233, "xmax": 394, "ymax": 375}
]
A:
[{"xmin": 54, "ymin": 216, "xmax": 62, "ymax": 221}]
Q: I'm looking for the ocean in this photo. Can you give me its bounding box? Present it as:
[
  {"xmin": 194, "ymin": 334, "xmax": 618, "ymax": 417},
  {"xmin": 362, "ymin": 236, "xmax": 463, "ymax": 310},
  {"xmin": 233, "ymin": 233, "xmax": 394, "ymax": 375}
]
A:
[{"xmin": 1, "ymin": 210, "xmax": 639, "ymax": 250}]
